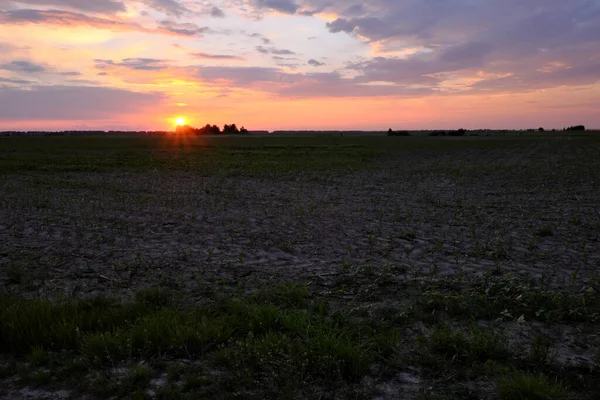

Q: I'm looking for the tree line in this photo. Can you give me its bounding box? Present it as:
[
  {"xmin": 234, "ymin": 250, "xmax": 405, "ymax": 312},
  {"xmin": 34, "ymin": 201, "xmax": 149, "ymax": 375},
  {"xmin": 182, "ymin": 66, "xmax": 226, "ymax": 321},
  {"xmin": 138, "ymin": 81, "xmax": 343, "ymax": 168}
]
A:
[{"xmin": 176, "ymin": 124, "xmax": 249, "ymax": 135}]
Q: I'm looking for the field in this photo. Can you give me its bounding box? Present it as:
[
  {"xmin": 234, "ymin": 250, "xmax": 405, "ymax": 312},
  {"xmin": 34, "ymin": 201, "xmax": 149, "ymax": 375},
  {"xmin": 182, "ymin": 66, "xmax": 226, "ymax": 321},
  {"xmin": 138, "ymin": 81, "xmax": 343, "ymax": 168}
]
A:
[{"xmin": 1, "ymin": 133, "xmax": 600, "ymax": 399}]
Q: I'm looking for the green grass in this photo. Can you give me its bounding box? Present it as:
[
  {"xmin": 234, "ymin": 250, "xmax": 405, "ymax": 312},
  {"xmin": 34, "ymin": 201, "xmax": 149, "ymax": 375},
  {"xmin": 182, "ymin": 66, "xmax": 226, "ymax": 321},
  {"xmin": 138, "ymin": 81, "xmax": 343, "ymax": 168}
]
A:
[
  {"xmin": 26, "ymin": 345, "xmax": 49, "ymax": 366},
  {"xmin": 420, "ymin": 325, "xmax": 512, "ymax": 366},
  {"xmin": 419, "ymin": 276, "xmax": 600, "ymax": 323},
  {"xmin": 0, "ymin": 286, "xmax": 389, "ymax": 397},
  {"xmin": 0, "ymin": 295, "xmax": 150, "ymax": 353},
  {"xmin": 498, "ymin": 372, "xmax": 566, "ymax": 400},
  {"xmin": 0, "ymin": 135, "xmax": 381, "ymax": 176},
  {"xmin": 1, "ymin": 278, "xmax": 597, "ymax": 398},
  {"xmin": 529, "ymin": 334, "xmax": 556, "ymax": 367},
  {"xmin": 4, "ymin": 134, "xmax": 595, "ymax": 176}
]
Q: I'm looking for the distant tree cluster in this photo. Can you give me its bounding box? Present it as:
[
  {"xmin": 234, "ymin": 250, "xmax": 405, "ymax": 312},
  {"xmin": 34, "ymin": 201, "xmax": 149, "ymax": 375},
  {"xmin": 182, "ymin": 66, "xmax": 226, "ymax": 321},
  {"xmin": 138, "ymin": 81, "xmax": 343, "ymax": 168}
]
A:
[
  {"xmin": 564, "ymin": 125, "xmax": 585, "ymax": 131},
  {"xmin": 387, "ymin": 128, "xmax": 411, "ymax": 136},
  {"xmin": 175, "ymin": 124, "xmax": 249, "ymax": 135},
  {"xmin": 223, "ymin": 124, "xmax": 249, "ymax": 134},
  {"xmin": 429, "ymin": 129, "xmax": 468, "ymax": 137}
]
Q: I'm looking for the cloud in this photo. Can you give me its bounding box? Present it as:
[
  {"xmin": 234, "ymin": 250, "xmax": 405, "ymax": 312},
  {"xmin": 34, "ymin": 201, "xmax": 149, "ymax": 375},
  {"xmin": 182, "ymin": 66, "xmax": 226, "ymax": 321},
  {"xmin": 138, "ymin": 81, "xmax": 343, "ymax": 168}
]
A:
[
  {"xmin": 158, "ymin": 20, "xmax": 212, "ymax": 36},
  {"xmin": 271, "ymin": 48, "xmax": 295, "ymax": 55},
  {"xmin": 0, "ymin": 77, "xmax": 33, "ymax": 85},
  {"xmin": 341, "ymin": 4, "xmax": 366, "ymax": 17},
  {"xmin": 243, "ymin": 32, "xmax": 272, "ymax": 44},
  {"xmin": 0, "ymin": 85, "xmax": 165, "ymax": 120},
  {"xmin": 11, "ymin": 0, "xmax": 195, "ymax": 17},
  {"xmin": 2, "ymin": 0, "xmax": 600, "ymax": 113},
  {"xmin": 308, "ymin": 59, "xmax": 325, "ymax": 67},
  {"xmin": 195, "ymin": 66, "xmax": 292, "ymax": 85},
  {"xmin": 0, "ymin": 60, "xmax": 46, "ymax": 73},
  {"xmin": 210, "ymin": 6, "xmax": 225, "ymax": 18},
  {"xmin": 255, "ymin": 46, "xmax": 295, "ymax": 55},
  {"xmin": 3, "ymin": 0, "xmax": 127, "ymax": 14},
  {"xmin": 348, "ymin": 57, "xmax": 440, "ymax": 86},
  {"xmin": 139, "ymin": 0, "xmax": 191, "ymax": 17},
  {"xmin": 320, "ymin": 0, "xmax": 600, "ymax": 57},
  {"xmin": 311, "ymin": 0, "xmax": 600, "ymax": 95},
  {"xmin": 0, "ymin": 42, "xmax": 30, "ymax": 53},
  {"xmin": 190, "ymin": 52, "xmax": 245, "ymax": 61},
  {"xmin": 439, "ymin": 41, "xmax": 494, "ymax": 65},
  {"xmin": 276, "ymin": 71, "xmax": 435, "ymax": 98},
  {"xmin": 471, "ymin": 59, "xmax": 600, "ymax": 93},
  {"xmin": 0, "ymin": 8, "xmax": 146, "ymax": 31},
  {"xmin": 253, "ymin": 0, "xmax": 300, "ymax": 14},
  {"xmin": 95, "ymin": 58, "xmax": 171, "ymax": 71},
  {"xmin": 0, "ymin": 8, "xmax": 212, "ymax": 37},
  {"xmin": 190, "ymin": 64, "xmax": 436, "ymax": 98}
]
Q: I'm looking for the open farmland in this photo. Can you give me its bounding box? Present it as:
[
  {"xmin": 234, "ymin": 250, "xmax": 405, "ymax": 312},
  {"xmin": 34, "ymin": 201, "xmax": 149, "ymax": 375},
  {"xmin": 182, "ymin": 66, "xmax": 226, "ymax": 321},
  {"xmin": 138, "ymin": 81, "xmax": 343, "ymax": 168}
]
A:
[{"xmin": 1, "ymin": 133, "xmax": 600, "ymax": 399}]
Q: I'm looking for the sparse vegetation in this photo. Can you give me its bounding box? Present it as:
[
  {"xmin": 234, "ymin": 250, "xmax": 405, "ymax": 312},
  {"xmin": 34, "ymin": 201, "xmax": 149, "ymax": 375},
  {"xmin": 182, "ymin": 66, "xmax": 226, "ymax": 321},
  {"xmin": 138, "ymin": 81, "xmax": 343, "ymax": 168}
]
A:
[
  {"xmin": 1, "ymin": 133, "xmax": 599, "ymax": 398},
  {"xmin": 421, "ymin": 325, "xmax": 512, "ymax": 366},
  {"xmin": 497, "ymin": 371, "xmax": 566, "ymax": 400}
]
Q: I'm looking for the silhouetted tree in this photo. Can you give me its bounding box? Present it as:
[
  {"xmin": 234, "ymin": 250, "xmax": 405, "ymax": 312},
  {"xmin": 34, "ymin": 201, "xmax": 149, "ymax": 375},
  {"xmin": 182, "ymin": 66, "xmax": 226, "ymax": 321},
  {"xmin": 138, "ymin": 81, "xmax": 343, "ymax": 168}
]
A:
[
  {"xmin": 539, "ymin": 127, "xmax": 545, "ymax": 132},
  {"xmin": 223, "ymin": 124, "xmax": 240, "ymax": 134},
  {"xmin": 197, "ymin": 124, "xmax": 221, "ymax": 135},
  {"xmin": 176, "ymin": 123, "xmax": 250, "ymax": 135},
  {"xmin": 447, "ymin": 129, "xmax": 467, "ymax": 136},
  {"xmin": 388, "ymin": 129, "xmax": 410, "ymax": 136},
  {"xmin": 565, "ymin": 125, "xmax": 585, "ymax": 131}
]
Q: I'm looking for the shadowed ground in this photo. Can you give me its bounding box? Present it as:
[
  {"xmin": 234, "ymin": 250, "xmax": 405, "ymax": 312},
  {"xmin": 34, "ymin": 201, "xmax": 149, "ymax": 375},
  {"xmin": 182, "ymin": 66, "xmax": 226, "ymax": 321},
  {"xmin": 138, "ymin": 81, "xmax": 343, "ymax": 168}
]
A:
[{"xmin": 1, "ymin": 133, "xmax": 599, "ymax": 399}]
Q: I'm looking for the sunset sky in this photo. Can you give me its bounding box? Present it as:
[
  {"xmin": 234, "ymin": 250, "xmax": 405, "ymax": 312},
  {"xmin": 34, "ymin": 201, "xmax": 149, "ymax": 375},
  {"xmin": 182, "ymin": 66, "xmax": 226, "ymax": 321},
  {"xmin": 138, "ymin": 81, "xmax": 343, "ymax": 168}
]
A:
[{"xmin": 0, "ymin": 0, "xmax": 599, "ymax": 131}]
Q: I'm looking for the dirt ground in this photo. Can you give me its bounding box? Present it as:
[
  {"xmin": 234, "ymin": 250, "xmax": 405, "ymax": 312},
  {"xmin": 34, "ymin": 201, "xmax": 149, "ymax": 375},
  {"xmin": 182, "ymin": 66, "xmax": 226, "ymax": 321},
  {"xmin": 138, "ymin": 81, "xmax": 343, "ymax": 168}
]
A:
[
  {"xmin": 1, "ymin": 138, "xmax": 598, "ymax": 298},
  {"xmin": 1, "ymin": 135, "xmax": 599, "ymax": 399}
]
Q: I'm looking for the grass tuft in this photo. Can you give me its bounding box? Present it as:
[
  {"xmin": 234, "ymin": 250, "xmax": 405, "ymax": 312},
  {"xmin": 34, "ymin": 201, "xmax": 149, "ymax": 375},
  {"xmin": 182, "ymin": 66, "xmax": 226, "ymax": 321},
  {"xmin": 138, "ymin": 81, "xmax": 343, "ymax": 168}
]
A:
[
  {"xmin": 498, "ymin": 371, "xmax": 566, "ymax": 400},
  {"xmin": 135, "ymin": 288, "xmax": 173, "ymax": 310},
  {"xmin": 422, "ymin": 325, "xmax": 512, "ymax": 366},
  {"xmin": 27, "ymin": 345, "xmax": 49, "ymax": 366},
  {"xmin": 420, "ymin": 277, "xmax": 600, "ymax": 323}
]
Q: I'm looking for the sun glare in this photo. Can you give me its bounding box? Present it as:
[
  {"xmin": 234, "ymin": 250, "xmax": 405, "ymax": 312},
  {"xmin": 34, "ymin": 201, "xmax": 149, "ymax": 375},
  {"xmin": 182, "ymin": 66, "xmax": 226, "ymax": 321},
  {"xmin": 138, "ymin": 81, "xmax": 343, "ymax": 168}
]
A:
[{"xmin": 175, "ymin": 117, "xmax": 186, "ymax": 126}]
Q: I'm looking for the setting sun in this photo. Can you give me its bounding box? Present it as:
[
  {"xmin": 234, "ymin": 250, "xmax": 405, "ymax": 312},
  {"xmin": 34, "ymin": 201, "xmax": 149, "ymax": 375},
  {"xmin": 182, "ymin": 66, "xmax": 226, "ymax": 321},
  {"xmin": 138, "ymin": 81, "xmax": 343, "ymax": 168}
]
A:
[{"xmin": 175, "ymin": 117, "xmax": 186, "ymax": 126}]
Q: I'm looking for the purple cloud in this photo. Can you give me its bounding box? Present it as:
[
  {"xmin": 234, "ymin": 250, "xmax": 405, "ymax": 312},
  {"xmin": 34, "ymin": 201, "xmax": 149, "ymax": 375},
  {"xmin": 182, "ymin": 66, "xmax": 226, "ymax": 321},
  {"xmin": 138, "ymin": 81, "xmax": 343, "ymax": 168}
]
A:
[
  {"xmin": 5, "ymin": 0, "xmax": 126, "ymax": 14},
  {"xmin": 0, "ymin": 60, "xmax": 46, "ymax": 73},
  {"xmin": 308, "ymin": 59, "xmax": 326, "ymax": 67},
  {"xmin": 190, "ymin": 52, "xmax": 245, "ymax": 61},
  {"xmin": 0, "ymin": 86, "xmax": 165, "ymax": 120}
]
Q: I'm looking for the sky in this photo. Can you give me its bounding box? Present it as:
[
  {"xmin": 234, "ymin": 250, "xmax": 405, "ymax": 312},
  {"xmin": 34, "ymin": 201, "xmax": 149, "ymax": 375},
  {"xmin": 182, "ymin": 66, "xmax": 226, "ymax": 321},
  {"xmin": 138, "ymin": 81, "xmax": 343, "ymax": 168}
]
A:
[{"xmin": 0, "ymin": 0, "xmax": 599, "ymax": 131}]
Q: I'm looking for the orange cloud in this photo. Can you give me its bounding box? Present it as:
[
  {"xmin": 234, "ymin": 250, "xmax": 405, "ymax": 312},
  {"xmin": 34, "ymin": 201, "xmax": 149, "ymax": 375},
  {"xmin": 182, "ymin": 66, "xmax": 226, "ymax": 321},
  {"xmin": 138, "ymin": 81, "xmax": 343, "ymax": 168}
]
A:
[{"xmin": 0, "ymin": 9, "xmax": 208, "ymax": 37}]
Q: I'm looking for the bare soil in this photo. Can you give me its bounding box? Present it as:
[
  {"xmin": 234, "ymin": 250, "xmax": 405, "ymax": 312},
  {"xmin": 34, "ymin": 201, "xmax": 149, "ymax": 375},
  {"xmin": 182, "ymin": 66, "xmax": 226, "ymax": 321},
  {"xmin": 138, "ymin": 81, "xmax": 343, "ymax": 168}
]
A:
[{"xmin": 1, "ymin": 135, "xmax": 599, "ymax": 399}]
